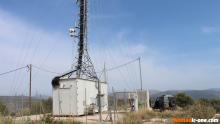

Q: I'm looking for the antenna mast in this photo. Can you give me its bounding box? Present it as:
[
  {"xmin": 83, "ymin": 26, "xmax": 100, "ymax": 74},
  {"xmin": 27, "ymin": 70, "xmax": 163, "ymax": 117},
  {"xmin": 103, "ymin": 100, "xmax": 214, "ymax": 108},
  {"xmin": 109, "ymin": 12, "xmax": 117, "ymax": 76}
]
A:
[{"xmin": 69, "ymin": 0, "xmax": 97, "ymax": 80}]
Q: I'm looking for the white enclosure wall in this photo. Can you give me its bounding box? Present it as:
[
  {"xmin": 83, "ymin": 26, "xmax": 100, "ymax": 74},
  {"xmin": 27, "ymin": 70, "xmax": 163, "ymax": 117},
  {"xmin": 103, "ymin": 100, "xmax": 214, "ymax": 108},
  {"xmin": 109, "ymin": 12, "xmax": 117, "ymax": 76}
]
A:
[
  {"xmin": 52, "ymin": 78, "xmax": 108, "ymax": 116},
  {"xmin": 76, "ymin": 79, "xmax": 108, "ymax": 115},
  {"xmin": 52, "ymin": 79, "xmax": 77, "ymax": 116}
]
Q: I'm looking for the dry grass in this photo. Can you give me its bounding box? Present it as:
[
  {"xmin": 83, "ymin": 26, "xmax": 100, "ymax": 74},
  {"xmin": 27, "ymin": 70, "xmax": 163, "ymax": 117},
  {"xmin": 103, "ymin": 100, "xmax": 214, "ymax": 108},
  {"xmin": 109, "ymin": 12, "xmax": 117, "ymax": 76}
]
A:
[
  {"xmin": 187, "ymin": 101, "xmax": 216, "ymax": 118},
  {"xmin": 117, "ymin": 109, "xmax": 190, "ymax": 124},
  {"xmin": 118, "ymin": 102, "xmax": 217, "ymax": 124},
  {"xmin": 0, "ymin": 116, "xmax": 13, "ymax": 124},
  {"xmin": 0, "ymin": 114, "xmax": 81, "ymax": 124},
  {"xmin": 117, "ymin": 112, "xmax": 142, "ymax": 124}
]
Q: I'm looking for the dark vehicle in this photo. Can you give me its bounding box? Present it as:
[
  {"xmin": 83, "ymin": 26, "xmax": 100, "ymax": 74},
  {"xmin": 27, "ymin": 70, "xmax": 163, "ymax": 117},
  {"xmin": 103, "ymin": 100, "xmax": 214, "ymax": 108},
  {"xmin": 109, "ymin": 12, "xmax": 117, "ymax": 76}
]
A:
[{"xmin": 153, "ymin": 95, "xmax": 176, "ymax": 111}]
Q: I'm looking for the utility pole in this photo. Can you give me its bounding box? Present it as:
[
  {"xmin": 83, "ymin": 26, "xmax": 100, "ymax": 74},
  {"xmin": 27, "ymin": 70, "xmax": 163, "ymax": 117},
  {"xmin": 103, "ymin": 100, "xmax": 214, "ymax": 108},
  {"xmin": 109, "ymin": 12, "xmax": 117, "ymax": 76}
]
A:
[
  {"xmin": 104, "ymin": 63, "xmax": 107, "ymax": 83},
  {"xmin": 28, "ymin": 64, "xmax": 32, "ymax": 112},
  {"xmin": 98, "ymin": 79, "xmax": 102, "ymax": 123},
  {"xmin": 85, "ymin": 88, "xmax": 87, "ymax": 124},
  {"xmin": 138, "ymin": 57, "xmax": 143, "ymax": 91},
  {"xmin": 112, "ymin": 87, "xmax": 116, "ymax": 124},
  {"xmin": 21, "ymin": 94, "xmax": 23, "ymax": 116}
]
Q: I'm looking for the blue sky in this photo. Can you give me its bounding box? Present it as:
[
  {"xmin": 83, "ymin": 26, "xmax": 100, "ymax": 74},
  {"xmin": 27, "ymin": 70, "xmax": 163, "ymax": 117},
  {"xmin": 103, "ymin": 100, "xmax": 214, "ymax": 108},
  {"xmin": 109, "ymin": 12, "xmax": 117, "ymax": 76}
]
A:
[{"xmin": 0, "ymin": 0, "xmax": 220, "ymax": 95}]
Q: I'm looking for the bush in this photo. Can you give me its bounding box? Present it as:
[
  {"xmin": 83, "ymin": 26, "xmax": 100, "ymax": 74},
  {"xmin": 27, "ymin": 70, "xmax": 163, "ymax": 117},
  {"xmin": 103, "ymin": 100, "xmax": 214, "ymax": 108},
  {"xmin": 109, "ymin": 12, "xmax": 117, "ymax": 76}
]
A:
[
  {"xmin": 209, "ymin": 99, "xmax": 220, "ymax": 112},
  {"xmin": 30, "ymin": 97, "xmax": 52, "ymax": 115},
  {"xmin": 197, "ymin": 99, "xmax": 220, "ymax": 113},
  {"xmin": 40, "ymin": 114, "xmax": 53, "ymax": 124},
  {"xmin": 42, "ymin": 97, "xmax": 52, "ymax": 113},
  {"xmin": 176, "ymin": 93, "xmax": 194, "ymax": 108},
  {"xmin": 31, "ymin": 102, "xmax": 42, "ymax": 115},
  {"xmin": 0, "ymin": 101, "xmax": 8, "ymax": 115},
  {"xmin": 0, "ymin": 115, "xmax": 13, "ymax": 124},
  {"xmin": 187, "ymin": 100, "xmax": 216, "ymax": 118},
  {"xmin": 118, "ymin": 112, "xmax": 142, "ymax": 124},
  {"xmin": 118, "ymin": 109, "xmax": 190, "ymax": 124},
  {"xmin": 16, "ymin": 108, "xmax": 31, "ymax": 116}
]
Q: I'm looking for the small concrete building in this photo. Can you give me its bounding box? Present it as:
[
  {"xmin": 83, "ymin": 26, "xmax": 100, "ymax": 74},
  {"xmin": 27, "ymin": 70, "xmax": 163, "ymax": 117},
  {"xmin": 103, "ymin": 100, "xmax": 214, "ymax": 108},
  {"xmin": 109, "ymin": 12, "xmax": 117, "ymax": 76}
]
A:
[{"xmin": 52, "ymin": 77, "xmax": 108, "ymax": 116}]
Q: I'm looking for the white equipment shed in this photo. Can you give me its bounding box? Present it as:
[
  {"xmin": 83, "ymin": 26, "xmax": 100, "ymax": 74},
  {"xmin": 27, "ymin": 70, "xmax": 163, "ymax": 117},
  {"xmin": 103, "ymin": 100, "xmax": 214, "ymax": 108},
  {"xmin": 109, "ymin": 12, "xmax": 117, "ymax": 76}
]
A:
[{"xmin": 52, "ymin": 78, "xmax": 108, "ymax": 116}]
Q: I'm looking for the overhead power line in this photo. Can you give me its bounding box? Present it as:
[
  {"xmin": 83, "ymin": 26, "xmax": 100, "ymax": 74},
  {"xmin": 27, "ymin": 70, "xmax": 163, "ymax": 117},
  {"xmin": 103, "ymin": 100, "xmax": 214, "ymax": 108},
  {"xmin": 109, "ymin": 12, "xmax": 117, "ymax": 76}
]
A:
[
  {"xmin": 107, "ymin": 58, "xmax": 139, "ymax": 72},
  {"xmin": 0, "ymin": 66, "xmax": 28, "ymax": 76},
  {"xmin": 32, "ymin": 65, "xmax": 60, "ymax": 74}
]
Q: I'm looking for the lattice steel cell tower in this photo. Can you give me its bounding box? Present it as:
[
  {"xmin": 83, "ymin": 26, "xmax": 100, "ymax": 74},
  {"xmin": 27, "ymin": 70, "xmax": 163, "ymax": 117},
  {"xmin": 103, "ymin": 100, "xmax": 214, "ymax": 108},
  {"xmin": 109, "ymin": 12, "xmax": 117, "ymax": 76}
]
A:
[
  {"xmin": 69, "ymin": 0, "xmax": 97, "ymax": 81},
  {"xmin": 52, "ymin": 0, "xmax": 108, "ymax": 116}
]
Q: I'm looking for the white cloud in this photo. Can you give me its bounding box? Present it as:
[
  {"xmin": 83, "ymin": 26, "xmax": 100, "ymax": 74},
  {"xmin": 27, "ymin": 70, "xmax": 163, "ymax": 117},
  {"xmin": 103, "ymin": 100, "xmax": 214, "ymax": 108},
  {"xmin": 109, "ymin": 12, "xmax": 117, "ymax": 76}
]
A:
[
  {"xmin": 0, "ymin": 9, "xmax": 72, "ymax": 69},
  {"xmin": 0, "ymin": 8, "xmax": 220, "ymax": 96},
  {"xmin": 0, "ymin": 9, "xmax": 73, "ymax": 95}
]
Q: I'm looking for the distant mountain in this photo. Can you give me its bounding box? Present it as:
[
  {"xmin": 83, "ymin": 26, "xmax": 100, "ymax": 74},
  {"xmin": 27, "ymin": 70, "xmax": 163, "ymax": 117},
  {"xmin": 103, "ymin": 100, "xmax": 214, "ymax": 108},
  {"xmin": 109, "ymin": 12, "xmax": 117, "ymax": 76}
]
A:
[
  {"xmin": 150, "ymin": 89, "xmax": 220, "ymax": 100},
  {"xmin": 149, "ymin": 90, "xmax": 160, "ymax": 96},
  {"xmin": 207, "ymin": 88, "xmax": 220, "ymax": 92}
]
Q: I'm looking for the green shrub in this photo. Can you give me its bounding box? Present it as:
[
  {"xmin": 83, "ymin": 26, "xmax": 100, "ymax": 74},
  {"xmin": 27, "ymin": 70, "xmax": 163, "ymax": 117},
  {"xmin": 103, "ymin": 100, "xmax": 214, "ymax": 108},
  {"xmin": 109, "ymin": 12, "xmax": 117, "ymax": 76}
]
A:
[
  {"xmin": 16, "ymin": 108, "xmax": 31, "ymax": 116},
  {"xmin": 39, "ymin": 114, "xmax": 52, "ymax": 124},
  {"xmin": 209, "ymin": 99, "xmax": 220, "ymax": 112},
  {"xmin": 0, "ymin": 101, "xmax": 8, "ymax": 115},
  {"xmin": 176, "ymin": 93, "xmax": 194, "ymax": 108}
]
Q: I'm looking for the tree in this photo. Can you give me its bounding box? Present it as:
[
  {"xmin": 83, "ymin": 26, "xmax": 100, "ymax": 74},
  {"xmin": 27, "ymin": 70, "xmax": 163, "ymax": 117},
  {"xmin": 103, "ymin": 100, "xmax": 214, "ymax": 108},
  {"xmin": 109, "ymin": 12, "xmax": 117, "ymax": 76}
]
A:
[{"xmin": 176, "ymin": 93, "xmax": 194, "ymax": 108}]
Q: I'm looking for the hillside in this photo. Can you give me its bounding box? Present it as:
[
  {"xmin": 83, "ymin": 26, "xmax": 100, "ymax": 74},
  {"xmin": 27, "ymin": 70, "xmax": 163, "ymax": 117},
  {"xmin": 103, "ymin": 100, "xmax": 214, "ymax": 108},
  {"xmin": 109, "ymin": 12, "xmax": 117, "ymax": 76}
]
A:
[{"xmin": 150, "ymin": 88, "xmax": 220, "ymax": 100}]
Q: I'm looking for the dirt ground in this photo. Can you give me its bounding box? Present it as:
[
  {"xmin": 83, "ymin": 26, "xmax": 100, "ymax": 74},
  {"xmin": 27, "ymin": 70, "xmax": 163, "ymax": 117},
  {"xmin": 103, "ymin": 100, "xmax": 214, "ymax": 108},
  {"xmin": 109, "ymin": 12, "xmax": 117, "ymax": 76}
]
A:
[
  {"xmin": 14, "ymin": 113, "xmax": 220, "ymax": 124},
  {"xmin": 15, "ymin": 112, "xmax": 123, "ymax": 124}
]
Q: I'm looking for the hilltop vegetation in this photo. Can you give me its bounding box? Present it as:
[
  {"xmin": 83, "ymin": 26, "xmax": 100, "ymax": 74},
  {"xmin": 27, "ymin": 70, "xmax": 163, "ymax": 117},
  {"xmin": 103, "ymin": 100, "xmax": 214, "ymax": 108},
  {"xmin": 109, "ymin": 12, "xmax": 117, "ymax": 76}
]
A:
[
  {"xmin": 176, "ymin": 93, "xmax": 194, "ymax": 107},
  {"xmin": 118, "ymin": 93, "xmax": 220, "ymax": 124},
  {"xmin": 151, "ymin": 89, "xmax": 220, "ymax": 100},
  {"xmin": 0, "ymin": 100, "xmax": 7, "ymax": 115},
  {"xmin": 0, "ymin": 97, "xmax": 52, "ymax": 116},
  {"xmin": 0, "ymin": 93, "xmax": 220, "ymax": 124}
]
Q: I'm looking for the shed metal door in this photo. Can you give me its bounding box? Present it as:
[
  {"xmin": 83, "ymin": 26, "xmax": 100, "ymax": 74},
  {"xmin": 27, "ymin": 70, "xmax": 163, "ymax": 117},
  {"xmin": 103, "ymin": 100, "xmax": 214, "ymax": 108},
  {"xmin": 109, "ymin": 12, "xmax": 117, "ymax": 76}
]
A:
[{"xmin": 59, "ymin": 88, "xmax": 71, "ymax": 115}]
